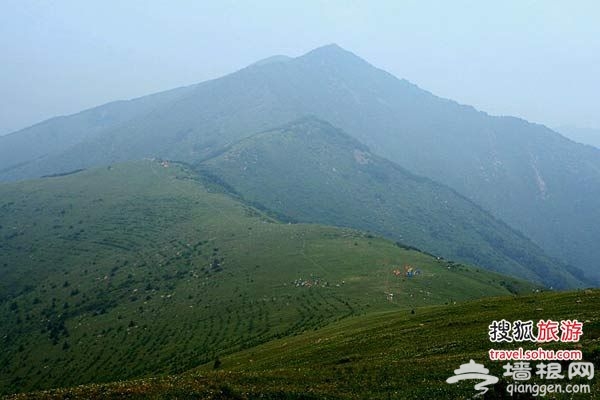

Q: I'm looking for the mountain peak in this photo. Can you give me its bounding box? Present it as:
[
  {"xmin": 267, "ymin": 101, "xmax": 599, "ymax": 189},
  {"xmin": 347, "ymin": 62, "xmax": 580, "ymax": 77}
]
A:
[
  {"xmin": 311, "ymin": 43, "xmax": 345, "ymax": 53},
  {"xmin": 250, "ymin": 54, "xmax": 292, "ymax": 67},
  {"xmin": 298, "ymin": 43, "xmax": 365, "ymax": 64}
]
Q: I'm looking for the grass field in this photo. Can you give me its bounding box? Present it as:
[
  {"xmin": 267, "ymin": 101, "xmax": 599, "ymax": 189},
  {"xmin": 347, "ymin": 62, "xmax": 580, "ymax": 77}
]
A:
[
  {"xmin": 0, "ymin": 160, "xmax": 535, "ymax": 395},
  {"xmin": 6, "ymin": 289, "xmax": 598, "ymax": 399}
]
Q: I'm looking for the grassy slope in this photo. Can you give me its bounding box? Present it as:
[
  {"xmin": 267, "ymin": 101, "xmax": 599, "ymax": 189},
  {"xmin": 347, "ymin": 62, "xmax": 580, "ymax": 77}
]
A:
[
  {"xmin": 199, "ymin": 118, "xmax": 582, "ymax": 288},
  {"xmin": 8, "ymin": 290, "xmax": 599, "ymax": 399},
  {"xmin": 3, "ymin": 44, "xmax": 599, "ymax": 284},
  {"xmin": 0, "ymin": 161, "xmax": 533, "ymax": 395}
]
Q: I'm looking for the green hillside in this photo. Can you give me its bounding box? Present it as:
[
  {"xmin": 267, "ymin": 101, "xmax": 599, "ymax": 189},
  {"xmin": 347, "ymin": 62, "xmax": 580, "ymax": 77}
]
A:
[
  {"xmin": 198, "ymin": 117, "xmax": 582, "ymax": 288},
  {"xmin": 2, "ymin": 44, "xmax": 598, "ymax": 283},
  {"xmin": 8, "ymin": 290, "xmax": 599, "ymax": 399},
  {"xmin": 0, "ymin": 161, "xmax": 533, "ymax": 395}
]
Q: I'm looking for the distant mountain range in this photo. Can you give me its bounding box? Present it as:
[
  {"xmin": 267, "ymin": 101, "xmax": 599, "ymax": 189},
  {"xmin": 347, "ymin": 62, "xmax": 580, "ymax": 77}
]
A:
[{"xmin": 1, "ymin": 44, "xmax": 598, "ymax": 284}]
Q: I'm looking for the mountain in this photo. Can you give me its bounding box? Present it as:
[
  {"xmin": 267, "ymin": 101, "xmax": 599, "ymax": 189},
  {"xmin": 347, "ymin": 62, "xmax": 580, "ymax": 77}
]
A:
[
  {"xmin": 8, "ymin": 289, "xmax": 600, "ymax": 399},
  {"xmin": 556, "ymin": 125, "xmax": 600, "ymax": 149},
  {"xmin": 198, "ymin": 117, "xmax": 582, "ymax": 288},
  {"xmin": 1, "ymin": 44, "xmax": 599, "ymax": 282},
  {"xmin": 0, "ymin": 160, "xmax": 533, "ymax": 395},
  {"xmin": 0, "ymin": 85, "xmax": 196, "ymax": 177}
]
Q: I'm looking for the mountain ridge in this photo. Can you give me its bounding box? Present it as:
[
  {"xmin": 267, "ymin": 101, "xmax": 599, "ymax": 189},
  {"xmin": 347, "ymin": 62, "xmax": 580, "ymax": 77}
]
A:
[
  {"xmin": 197, "ymin": 117, "xmax": 584, "ymax": 287},
  {"xmin": 1, "ymin": 44, "xmax": 598, "ymax": 282}
]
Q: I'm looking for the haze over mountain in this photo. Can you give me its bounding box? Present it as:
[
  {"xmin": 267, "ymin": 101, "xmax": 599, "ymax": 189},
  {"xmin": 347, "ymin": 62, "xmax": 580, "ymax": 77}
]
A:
[{"xmin": 1, "ymin": 44, "xmax": 598, "ymax": 283}]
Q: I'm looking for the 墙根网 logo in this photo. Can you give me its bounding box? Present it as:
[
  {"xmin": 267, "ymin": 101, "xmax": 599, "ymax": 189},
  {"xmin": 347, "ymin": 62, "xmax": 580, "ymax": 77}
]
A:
[{"xmin": 446, "ymin": 359, "xmax": 499, "ymax": 397}]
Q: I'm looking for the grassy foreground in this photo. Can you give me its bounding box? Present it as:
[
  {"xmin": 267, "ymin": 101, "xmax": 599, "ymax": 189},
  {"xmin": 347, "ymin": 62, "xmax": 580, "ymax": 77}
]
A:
[
  {"xmin": 6, "ymin": 289, "xmax": 599, "ymax": 399},
  {"xmin": 0, "ymin": 160, "xmax": 533, "ymax": 395}
]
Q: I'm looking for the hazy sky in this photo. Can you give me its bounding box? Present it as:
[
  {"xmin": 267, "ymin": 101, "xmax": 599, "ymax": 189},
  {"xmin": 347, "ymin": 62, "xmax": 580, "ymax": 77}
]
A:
[{"xmin": 1, "ymin": 0, "xmax": 599, "ymax": 136}]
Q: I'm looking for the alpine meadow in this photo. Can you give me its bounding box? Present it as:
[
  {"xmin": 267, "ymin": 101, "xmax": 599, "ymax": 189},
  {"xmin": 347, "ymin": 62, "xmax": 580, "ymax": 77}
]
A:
[{"xmin": 1, "ymin": 3, "xmax": 599, "ymax": 399}]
